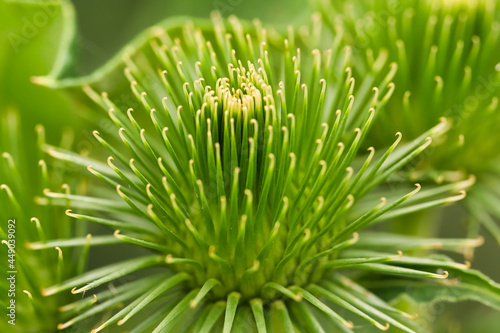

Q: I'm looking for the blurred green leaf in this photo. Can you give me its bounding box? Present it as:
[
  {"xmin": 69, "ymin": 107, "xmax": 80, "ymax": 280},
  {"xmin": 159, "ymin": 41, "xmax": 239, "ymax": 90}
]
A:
[{"xmin": 0, "ymin": 0, "xmax": 79, "ymax": 142}]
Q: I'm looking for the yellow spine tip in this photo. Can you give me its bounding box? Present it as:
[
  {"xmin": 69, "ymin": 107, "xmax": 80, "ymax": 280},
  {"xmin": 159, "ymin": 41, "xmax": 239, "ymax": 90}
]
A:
[{"xmin": 377, "ymin": 322, "xmax": 390, "ymax": 331}]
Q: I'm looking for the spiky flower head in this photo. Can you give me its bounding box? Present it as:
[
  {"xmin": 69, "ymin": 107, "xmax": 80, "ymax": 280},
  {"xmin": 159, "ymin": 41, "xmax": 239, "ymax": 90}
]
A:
[
  {"xmin": 319, "ymin": 0, "xmax": 500, "ymax": 245},
  {"xmin": 37, "ymin": 14, "xmax": 498, "ymax": 333},
  {"xmin": 0, "ymin": 110, "xmax": 84, "ymax": 333}
]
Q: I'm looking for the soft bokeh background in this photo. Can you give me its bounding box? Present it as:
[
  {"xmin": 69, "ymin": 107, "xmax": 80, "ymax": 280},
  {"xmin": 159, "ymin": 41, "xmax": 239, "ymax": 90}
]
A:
[
  {"xmin": 0, "ymin": 0, "xmax": 78, "ymax": 144},
  {"xmin": 71, "ymin": 0, "xmax": 309, "ymax": 74},
  {"xmin": 1, "ymin": 0, "xmax": 499, "ymax": 331}
]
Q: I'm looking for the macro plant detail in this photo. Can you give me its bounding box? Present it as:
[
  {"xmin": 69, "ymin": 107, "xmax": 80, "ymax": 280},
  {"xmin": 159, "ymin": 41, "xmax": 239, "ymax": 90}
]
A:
[
  {"xmin": 29, "ymin": 14, "xmax": 500, "ymax": 332},
  {"xmin": 0, "ymin": 110, "xmax": 84, "ymax": 332},
  {"xmin": 1, "ymin": 0, "xmax": 500, "ymax": 332},
  {"xmin": 319, "ymin": 0, "xmax": 500, "ymax": 245}
]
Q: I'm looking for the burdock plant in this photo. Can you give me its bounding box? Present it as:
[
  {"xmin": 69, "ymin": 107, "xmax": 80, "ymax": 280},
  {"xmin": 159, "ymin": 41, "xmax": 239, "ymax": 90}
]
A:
[
  {"xmin": 0, "ymin": 110, "xmax": 83, "ymax": 333},
  {"xmin": 319, "ymin": 0, "xmax": 500, "ymax": 245},
  {"xmin": 34, "ymin": 13, "xmax": 500, "ymax": 333}
]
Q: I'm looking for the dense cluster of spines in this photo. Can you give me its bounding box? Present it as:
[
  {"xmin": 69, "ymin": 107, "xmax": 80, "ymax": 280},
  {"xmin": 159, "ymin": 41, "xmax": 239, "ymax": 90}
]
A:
[
  {"xmin": 0, "ymin": 111, "xmax": 82, "ymax": 332},
  {"xmin": 26, "ymin": 14, "xmax": 487, "ymax": 332},
  {"xmin": 320, "ymin": 0, "xmax": 500, "ymax": 246}
]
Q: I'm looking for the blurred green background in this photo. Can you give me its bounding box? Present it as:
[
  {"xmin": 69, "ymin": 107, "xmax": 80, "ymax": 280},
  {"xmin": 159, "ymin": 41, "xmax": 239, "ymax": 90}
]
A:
[
  {"xmin": 71, "ymin": 0, "xmax": 309, "ymax": 74},
  {"xmin": 1, "ymin": 0, "xmax": 499, "ymax": 332}
]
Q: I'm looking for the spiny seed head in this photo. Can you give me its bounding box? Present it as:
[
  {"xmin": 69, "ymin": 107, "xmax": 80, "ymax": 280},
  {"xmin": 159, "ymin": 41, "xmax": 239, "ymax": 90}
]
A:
[
  {"xmin": 40, "ymin": 14, "xmax": 483, "ymax": 333},
  {"xmin": 0, "ymin": 110, "xmax": 81, "ymax": 331},
  {"xmin": 321, "ymin": 0, "xmax": 500, "ymax": 246},
  {"xmin": 323, "ymin": 0, "xmax": 500, "ymax": 161}
]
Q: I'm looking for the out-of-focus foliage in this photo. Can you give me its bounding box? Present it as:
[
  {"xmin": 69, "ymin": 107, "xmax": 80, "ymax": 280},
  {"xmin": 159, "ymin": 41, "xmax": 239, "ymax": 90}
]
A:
[{"xmin": 0, "ymin": 0, "xmax": 78, "ymax": 141}]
